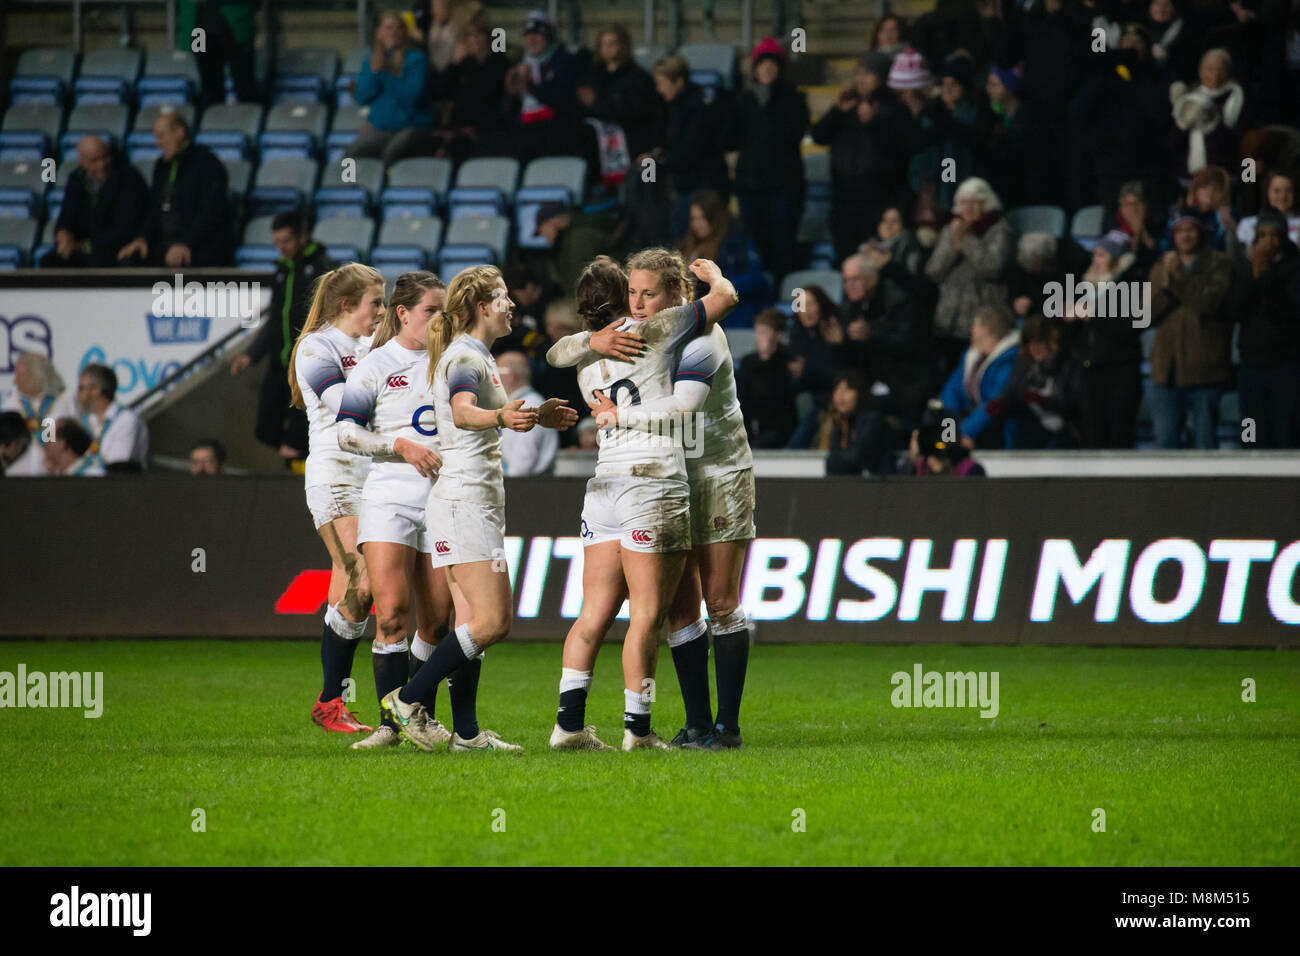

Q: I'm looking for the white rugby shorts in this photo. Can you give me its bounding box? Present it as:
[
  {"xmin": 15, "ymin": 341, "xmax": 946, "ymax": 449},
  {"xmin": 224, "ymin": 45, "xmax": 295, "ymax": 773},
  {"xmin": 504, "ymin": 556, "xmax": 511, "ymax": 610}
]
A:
[{"xmin": 580, "ymin": 475, "xmax": 691, "ymax": 554}]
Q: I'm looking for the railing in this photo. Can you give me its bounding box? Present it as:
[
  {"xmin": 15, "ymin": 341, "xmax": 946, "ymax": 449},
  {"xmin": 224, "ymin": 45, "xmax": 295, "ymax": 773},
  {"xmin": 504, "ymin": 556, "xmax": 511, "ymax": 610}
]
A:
[{"xmin": 127, "ymin": 317, "xmax": 253, "ymax": 416}]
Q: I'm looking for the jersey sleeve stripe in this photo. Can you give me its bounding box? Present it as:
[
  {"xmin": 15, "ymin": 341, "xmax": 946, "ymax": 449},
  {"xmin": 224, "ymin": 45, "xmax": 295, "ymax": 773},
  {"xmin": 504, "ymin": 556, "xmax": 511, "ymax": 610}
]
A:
[
  {"xmin": 675, "ymin": 370, "xmax": 714, "ymax": 383},
  {"xmin": 449, "ymin": 383, "xmax": 478, "ymax": 397},
  {"xmin": 690, "ymin": 299, "xmax": 707, "ymax": 335},
  {"xmin": 309, "ymin": 370, "xmax": 344, "ymax": 397},
  {"xmin": 336, "ymin": 408, "xmax": 370, "ymax": 424}
]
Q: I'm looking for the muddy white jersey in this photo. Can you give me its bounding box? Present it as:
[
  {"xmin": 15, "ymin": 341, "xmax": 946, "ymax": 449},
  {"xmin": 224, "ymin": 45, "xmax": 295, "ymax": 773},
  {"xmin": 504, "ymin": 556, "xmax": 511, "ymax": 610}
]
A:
[
  {"xmin": 294, "ymin": 324, "xmax": 372, "ymax": 488},
  {"xmin": 431, "ymin": 333, "xmax": 508, "ymax": 507},
  {"xmin": 337, "ymin": 338, "xmax": 439, "ymax": 508},
  {"xmin": 676, "ymin": 325, "xmax": 753, "ymax": 479},
  {"xmin": 575, "ymin": 301, "xmax": 707, "ymax": 481}
]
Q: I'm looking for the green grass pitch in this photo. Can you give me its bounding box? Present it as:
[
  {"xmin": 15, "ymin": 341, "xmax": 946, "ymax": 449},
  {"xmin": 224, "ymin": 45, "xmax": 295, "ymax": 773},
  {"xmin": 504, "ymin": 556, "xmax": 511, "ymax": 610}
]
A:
[{"xmin": 2, "ymin": 640, "xmax": 1296, "ymax": 866}]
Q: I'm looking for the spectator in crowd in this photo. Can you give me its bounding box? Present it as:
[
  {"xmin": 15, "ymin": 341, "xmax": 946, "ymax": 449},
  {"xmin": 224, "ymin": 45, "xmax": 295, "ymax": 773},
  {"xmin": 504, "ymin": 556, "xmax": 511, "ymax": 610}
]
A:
[
  {"xmin": 534, "ymin": 198, "xmax": 622, "ymax": 295},
  {"xmin": 189, "ymin": 439, "xmax": 227, "ymax": 475},
  {"xmin": 40, "ymin": 136, "xmax": 150, "ymax": 268},
  {"xmin": 908, "ymin": 421, "xmax": 986, "ymax": 476},
  {"xmin": 989, "ymin": 314, "xmax": 1076, "ymax": 449},
  {"xmin": 1019, "ymin": 0, "xmax": 1089, "ymax": 208},
  {"xmin": 1237, "ymin": 170, "xmax": 1300, "ymax": 246},
  {"xmin": 676, "ymin": 189, "xmax": 768, "ymax": 327},
  {"xmin": 1107, "ymin": 180, "xmax": 1164, "ymax": 274},
  {"xmin": 56, "ymin": 364, "xmax": 149, "ymax": 471},
  {"xmin": 43, "ymin": 419, "xmax": 103, "ymax": 477},
  {"xmin": 1068, "ymin": 24, "xmax": 1172, "ymax": 214},
  {"xmin": 870, "ymin": 206, "xmax": 928, "ymax": 276},
  {"xmin": 732, "ymin": 38, "xmax": 809, "ymax": 282},
  {"xmin": 984, "ymin": 64, "xmax": 1029, "ymax": 211},
  {"xmin": 735, "ymin": 307, "xmax": 799, "ymax": 448},
  {"xmin": 578, "ymin": 25, "xmax": 661, "ymax": 165},
  {"xmin": 1143, "ymin": 0, "xmax": 1190, "ymax": 76},
  {"xmin": 1167, "ymin": 164, "xmax": 1236, "ymax": 252},
  {"xmin": 1229, "ymin": 209, "xmax": 1300, "ymax": 447},
  {"xmin": 500, "ymin": 9, "xmax": 581, "ymax": 163},
  {"xmin": 939, "ymin": 305, "xmax": 1022, "ymax": 449},
  {"xmin": 925, "ymin": 176, "xmax": 1014, "ymax": 371},
  {"xmin": 574, "ymin": 416, "xmax": 599, "ymax": 450},
  {"xmin": 786, "ymin": 284, "xmax": 845, "ymax": 420},
  {"xmin": 871, "ymin": 13, "xmax": 908, "ymax": 60},
  {"xmin": 908, "ymin": 54, "xmax": 988, "ymax": 221},
  {"xmin": 887, "ymin": 47, "xmax": 932, "ymax": 125},
  {"xmin": 1, "ymin": 351, "xmax": 65, "ymax": 476},
  {"xmin": 1148, "ymin": 212, "xmax": 1234, "ymax": 448},
  {"xmin": 412, "ymin": 0, "xmax": 484, "ymax": 74},
  {"xmin": 494, "ymin": 263, "xmax": 555, "ymax": 359},
  {"xmin": 0, "ymin": 411, "xmax": 30, "ymax": 477},
  {"xmin": 1009, "ymin": 232, "xmax": 1090, "ymax": 318},
  {"xmin": 117, "ymin": 112, "xmax": 230, "ymax": 267},
  {"xmin": 497, "ymin": 351, "xmax": 559, "ymax": 474},
  {"xmin": 813, "ymin": 370, "xmax": 893, "ymax": 476},
  {"xmin": 912, "ymin": 0, "xmax": 1004, "ymax": 70},
  {"xmin": 835, "ymin": 254, "xmax": 876, "ymax": 373},
  {"xmin": 1170, "ymin": 49, "xmax": 1248, "ymax": 183},
  {"xmin": 229, "ymin": 212, "xmax": 336, "ymax": 462},
  {"xmin": 432, "ymin": 19, "xmax": 511, "ymax": 162},
  {"xmin": 648, "ymin": 54, "xmax": 731, "ymax": 241},
  {"xmin": 1065, "ymin": 230, "xmax": 1145, "ymax": 449},
  {"xmin": 347, "ymin": 11, "xmax": 437, "ymax": 166},
  {"xmin": 178, "ymin": 0, "xmax": 257, "ymax": 104},
  {"xmin": 846, "ymin": 245, "xmax": 936, "ymax": 425}
]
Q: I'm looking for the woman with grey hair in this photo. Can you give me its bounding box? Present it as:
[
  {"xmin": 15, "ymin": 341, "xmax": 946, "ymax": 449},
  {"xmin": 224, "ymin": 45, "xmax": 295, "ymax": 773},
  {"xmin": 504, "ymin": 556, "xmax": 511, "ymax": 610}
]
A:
[
  {"xmin": 1008, "ymin": 230, "xmax": 1091, "ymax": 318},
  {"xmin": 1, "ymin": 352, "xmax": 66, "ymax": 476},
  {"xmin": 924, "ymin": 177, "xmax": 1015, "ymax": 370},
  {"xmin": 1169, "ymin": 48, "xmax": 1248, "ymax": 183}
]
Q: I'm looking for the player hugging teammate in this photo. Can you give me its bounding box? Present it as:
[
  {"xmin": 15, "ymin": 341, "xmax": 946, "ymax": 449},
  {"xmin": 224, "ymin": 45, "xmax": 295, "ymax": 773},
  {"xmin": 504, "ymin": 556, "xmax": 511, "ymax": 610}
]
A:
[{"xmin": 544, "ymin": 249, "xmax": 755, "ymax": 751}]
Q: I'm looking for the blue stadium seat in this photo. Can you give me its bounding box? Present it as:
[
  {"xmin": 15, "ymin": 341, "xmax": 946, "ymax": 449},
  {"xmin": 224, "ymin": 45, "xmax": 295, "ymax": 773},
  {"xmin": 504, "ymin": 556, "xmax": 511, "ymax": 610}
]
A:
[
  {"xmin": 677, "ymin": 43, "xmax": 735, "ymax": 92},
  {"xmin": 380, "ymin": 157, "xmax": 453, "ymax": 221},
  {"xmin": 248, "ymin": 157, "xmax": 318, "ymax": 217},
  {"xmin": 633, "ymin": 44, "xmax": 668, "ymax": 73},
  {"xmin": 74, "ymin": 48, "xmax": 143, "ymax": 106},
  {"xmin": 131, "ymin": 156, "xmax": 155, "ymax": 191},
  {"xmin": 315, "ymin": 157, "xmax": 383, "ymax": 219},
  {"xmin": 326, "ymin": 104, "xmax": 364, "ymax": 163},
  {"xmin": 335, "ymin": 48, "xmax": 369, "ymax": 108},
  {"xmin": 514, "ymin": 157, "xmax": 586, "ymax": 250},
  {"xmin": 1006, "ymin": 204, "xmax": 1067, "ymax": 238},
  {"xmin": 437, "ymin": 214, "xmax": 508, "ymax": 275},
  {"xmin": 196, "ymin": 103, "xmax": 264, "ymax": 160},
  {"xmin": 137, "ymin": 49, "xmax": 200, "ymax": 107},
  {"xmin": 780, "ymin": 269, "xmax": 843, "ymax": 306},
  {"xmin": 0, "ymin": 160, "xmax": 49, "ymax": 219},
  {"xmin": 446, "ymin": 157, "xmax": 519, "ymax": 222},
  {"xmin": 60, "ymin": 103, "xmax": 129, "ymax": 154},
  {"xmin": 235, "ymin": 215, "xmax": 279, "ymax": 268},
  {"xmin": 258, "ymin": 103, "xmax": 327, "ymax": 161},
  {"xmin": 222, "ymin": 157, "xmax": 253, "ymax": 204},
  {"xmin": 314, "ymin": 216, "xmax": 376, "ymax": 262},
  {"xmin": 1071, "ymin": 204, "xmax": 1104, "ymax": 250},
  {"xmin": 33, "ymin": 218, "xmax": 58, "ymax": 265},
  {"xmin": 0, "ymin": 218, "xmax": 38, "ymax": 268},
  {"xmin": 0, "ymin": 104, "xmax": 62, "ymax": 161},
  {"xmin": 372, "ymin": 216, "xmax": 444, "ymax": 272},
  {"xmin": 273, "ymin": 48, "xmax": 338, "ymax": 105},
  {"xmin": 9, "ymin": 49, "xmax": 76, "ymax": 106},
  {"xmin": 126, "ymin": 104, "xmax": 196, "ymax": 163}
]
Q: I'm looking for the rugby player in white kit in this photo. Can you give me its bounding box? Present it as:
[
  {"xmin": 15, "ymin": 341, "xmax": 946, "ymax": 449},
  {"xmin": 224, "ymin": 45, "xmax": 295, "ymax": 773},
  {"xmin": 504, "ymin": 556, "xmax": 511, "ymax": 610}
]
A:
[
  {"xmin": 288, "ymin": 263, "xmax": 385, "ymax": 734},
  {"xmin": 336, "ymin": 271, "xmax": 456, "ymax": 750},
  {"xmin": 380, "ymin": 265, "xmax": 578, "ymax": 752},
  {"xmin": 544, "ymin": 251, "xmax": 738, "ymax": 751}
]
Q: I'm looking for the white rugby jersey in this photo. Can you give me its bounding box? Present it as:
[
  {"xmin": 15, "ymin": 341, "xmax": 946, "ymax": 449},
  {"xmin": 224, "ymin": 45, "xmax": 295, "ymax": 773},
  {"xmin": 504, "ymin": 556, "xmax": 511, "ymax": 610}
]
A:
[
  {"xmin": 336, "ymin": 338, "xmax": 440, "ymax": 508},
  {"xmin": 430, "ymin": 333, "xmax": 508, "ymax": 507},
  {"xmin": 574, "ymin": 301, "xmax": 707, "ymax": 481},
  {"xmin": 294, "ymin": 324, "xmax": 372, "ymax": 487},
  {"xmin": 676, "ymin": 325, "xmax": 753, "ymax": 479}
]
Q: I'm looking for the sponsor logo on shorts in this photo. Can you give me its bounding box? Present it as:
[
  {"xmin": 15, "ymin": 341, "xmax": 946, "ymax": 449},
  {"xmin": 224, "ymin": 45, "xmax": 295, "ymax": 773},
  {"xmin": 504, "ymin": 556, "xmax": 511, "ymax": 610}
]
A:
[
  {"xmin": 387, "ymin": 374, "xmax": 410, "ymax": 389},
  {"xmin": 342, "ymin": 355, "xmax": 358, "ymax": 370},
  {"xmin": 434, "ymin": 540, "xmax": 451, "ymax": 554},
  {"xmin": 581, "ymin": 519, "xmax": 593, "ymax": 539},
  {"xmin": 631, "ymin": 529, "xmax": 652, "ymax": 544}
]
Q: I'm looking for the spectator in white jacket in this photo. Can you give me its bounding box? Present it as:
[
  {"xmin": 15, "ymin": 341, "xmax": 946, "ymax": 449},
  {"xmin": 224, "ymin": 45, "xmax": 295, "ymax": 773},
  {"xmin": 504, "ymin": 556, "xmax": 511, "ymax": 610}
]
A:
[
  {"xmin": 52, "ymin": 363, "xmax": 148, "ymax": 471},
  {"xmin": 1, "ymin": 351, "xmax": 66, "ymax": 475},
  {"xmin": 497, "ymin": 350, "xmax": 557, "ymax": 476}
]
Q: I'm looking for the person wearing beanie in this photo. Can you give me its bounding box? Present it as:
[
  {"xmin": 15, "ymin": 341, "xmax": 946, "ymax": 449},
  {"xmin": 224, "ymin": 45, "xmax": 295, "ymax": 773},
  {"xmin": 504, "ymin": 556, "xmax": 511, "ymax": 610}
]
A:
[
  {"xmin": 984, "ymin": 64, "xmax": 1029, "ymax": 210},
  {"xmin": 731, "ymin": 37, "xmax": 810, "ymax": 283},
  {"xmin": 811, "ymin": 50, "xmax": 912, "ymax": 263},
  {"xmin": 1163, "ymin": 165, "xmax": 1234, "ymax": 252},
  {"xmin": 1236, "ymin": 170, "xmax": 1300, "ymax": 248},
  {"xmin": 1229, "ymin": 206, "xmax": 1300, "ymax": 447},
  {"xmin": 1147, "ymin": 210, "xmax": 1233, "ymax": 449},
  {"xmin": 498, "ymin": 8, "xmax": 581, "ymax": 163},
  {"xmin": 887, "ymin": 47, "xmax": 932, "ymax": 120}
]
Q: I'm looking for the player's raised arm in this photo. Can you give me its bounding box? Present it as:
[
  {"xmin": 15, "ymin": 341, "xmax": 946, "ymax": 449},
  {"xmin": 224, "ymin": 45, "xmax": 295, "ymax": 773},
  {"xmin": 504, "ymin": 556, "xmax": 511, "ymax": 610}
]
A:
[{"xmin": 690, "ymin": 258, "xmax": 739, "ymax": 328}]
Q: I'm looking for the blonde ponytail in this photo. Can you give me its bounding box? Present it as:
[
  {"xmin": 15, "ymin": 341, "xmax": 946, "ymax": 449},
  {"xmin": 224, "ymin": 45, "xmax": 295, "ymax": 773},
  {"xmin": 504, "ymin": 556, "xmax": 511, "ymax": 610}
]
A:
[
  {"xmin": 288, "ymin": 262, "xmax": 383, "ymax": 408},
  {"xmin": 427, "ymin": 265, "xmax": 501, "ymax": 385}
]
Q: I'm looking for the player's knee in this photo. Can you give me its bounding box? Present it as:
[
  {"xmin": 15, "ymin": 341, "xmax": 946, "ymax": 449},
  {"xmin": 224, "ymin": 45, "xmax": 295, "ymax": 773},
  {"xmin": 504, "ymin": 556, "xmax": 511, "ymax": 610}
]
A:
[
  {"xmin": 476, "ymin": 608, "xmax": 511, "ymax": 644},
  {"xmin": 376, "ymin": 609, "xmax": 408, "ymax": 642},
  {"xmin": 708, "ymin": 606, "xmax": 747, "ymax": 635}
]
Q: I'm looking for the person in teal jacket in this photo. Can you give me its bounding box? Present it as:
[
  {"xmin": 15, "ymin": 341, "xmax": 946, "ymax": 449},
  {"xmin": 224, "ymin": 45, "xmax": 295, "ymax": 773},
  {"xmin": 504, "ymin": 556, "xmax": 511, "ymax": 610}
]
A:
[
  {"xmin": 346, "ymin": 11, "xmax": 437, "ymax": 166},
  {"xmin": 176, "ymin": 0, "xmax": 258, "ymax": 104}
]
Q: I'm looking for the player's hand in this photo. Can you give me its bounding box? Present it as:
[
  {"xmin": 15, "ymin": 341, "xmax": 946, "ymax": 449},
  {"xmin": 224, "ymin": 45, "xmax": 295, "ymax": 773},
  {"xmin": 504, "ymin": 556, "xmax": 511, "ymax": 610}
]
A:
[
  {"xmin": 395, "ymin": 438, "xmax": 442, "ymax": 477},
  {"xmin": 230, "ymin": 353, "xmax": 252, "ymax": 375},
  {"xmin": 587, "ymin": 388, "xmax": 618, "ymax": 430},
  {"xmin": 590, "ymin": 324, "xmax": 645, "ymax": 360},
  {"xmin": 500, "ymin": 398, "xmax": 536, "ymax": 432},
  {"xmin": 689, "ymin": 257, "xmax": 723, "ymax": 286},
  {"xmin": 536, "ymin": 397, "xmax": 578, "ymax": 430}
]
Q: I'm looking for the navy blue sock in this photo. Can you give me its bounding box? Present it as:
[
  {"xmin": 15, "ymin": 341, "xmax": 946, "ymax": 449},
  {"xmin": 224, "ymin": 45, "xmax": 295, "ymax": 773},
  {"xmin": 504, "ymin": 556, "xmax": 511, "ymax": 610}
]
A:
[
  {"xmin": 713, "ymin": 630, "xmax": 749, "ymax": 733},
  {"xmin": 399, "ymin": 633, "xmax": 468, "ymax": 706},
  {"xmin": 319, "ymin": 623, "xmax": 358, "ymax": 702},
  {"xmin": 624, "ymin": 706, "xmax": 651, "ymax": 737},
  {"xmin": 374, "ymin": 648, "xmax": 410, "ymax": 731},
  {"xmin": 446, "ymin": 656, "xmax": 482, "ymax": 740},
  {"xmin": 557, "ymin": 687, "xmax": 588, "ymax": 733},
  {"xmin": 670, "ymin": 633, "xmax": 713, "ymax": 731}
]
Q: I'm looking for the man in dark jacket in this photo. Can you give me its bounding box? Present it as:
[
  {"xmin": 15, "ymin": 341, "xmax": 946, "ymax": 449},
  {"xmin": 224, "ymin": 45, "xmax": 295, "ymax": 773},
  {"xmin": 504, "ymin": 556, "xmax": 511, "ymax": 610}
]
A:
[
  {"xmin": 1230, "ymin": 209, "xmax": 1300, "ymax": 447},
  {"xmin": 40, "ymin": 136, "xmax": 150, "ymax": 268},
  {"xmin": 735, "ymin": 308, "xmax": 799, "ymax": 448},
  {"xmin": 229, "ymin": 212, "xmax": 337, "ymax": 459},
  {"xmin": 500, "ymin": 9, "xmax": 581, "ymax": 164},
  {"xmin": 650, "ymin": 56, "xmax": 730, "ymax": 241},
  {"xmin": 118, "ymin": 111, "xmax": 232, "ymax": 267},
  {"xmin": 732, "ymin": 38, "xmax": 809, "ymax": 282},
  {"xmin": 436, "ymin": 21, "xmax": 511, "ymax": 162}
]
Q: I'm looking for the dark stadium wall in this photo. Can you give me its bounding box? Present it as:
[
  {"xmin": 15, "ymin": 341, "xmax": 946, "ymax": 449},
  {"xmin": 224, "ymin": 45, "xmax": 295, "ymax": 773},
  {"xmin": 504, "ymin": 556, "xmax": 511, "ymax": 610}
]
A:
[{"xmin": 4, "ymin": 476, "xmax": 1299, "ymax": 646}]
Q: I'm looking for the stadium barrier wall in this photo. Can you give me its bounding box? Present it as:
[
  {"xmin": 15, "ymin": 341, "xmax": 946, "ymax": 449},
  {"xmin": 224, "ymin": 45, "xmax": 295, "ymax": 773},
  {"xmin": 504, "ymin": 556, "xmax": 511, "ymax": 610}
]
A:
[{"xmin": 3, "ymin": 475, "xmax": 1298, "ymax": 646}]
